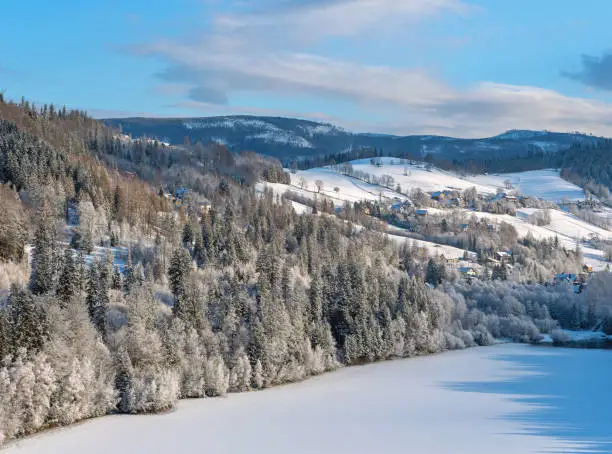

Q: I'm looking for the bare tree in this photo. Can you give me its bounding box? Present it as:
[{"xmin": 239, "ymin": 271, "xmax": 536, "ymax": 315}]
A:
[
  {"xmin": 299, "ymin": 176, "xmax": 307, "ymax": 190},
  {"xmin": 315, "ymin": 180, "xmax": 324, "ymax": 193},
  {"xmin": 334, "ymin": 186, "xmax": 340, "ymax": 196}
]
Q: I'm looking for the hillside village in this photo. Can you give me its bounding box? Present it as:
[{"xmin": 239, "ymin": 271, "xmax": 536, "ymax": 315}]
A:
[{"xmin": 262, "ymin": 157, "xmax": 612, "ymax": 291}]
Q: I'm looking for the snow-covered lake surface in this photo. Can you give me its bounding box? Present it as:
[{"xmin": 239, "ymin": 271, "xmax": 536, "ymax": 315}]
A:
[{"xmin": 6, "ymin": 344, "xmax": 611, "ymax": 454}]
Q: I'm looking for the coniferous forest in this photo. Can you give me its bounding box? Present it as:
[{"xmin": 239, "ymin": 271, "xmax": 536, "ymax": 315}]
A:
[{"xmin": 0, "ymin": 95, "xmax": 611, "ymax": 444}]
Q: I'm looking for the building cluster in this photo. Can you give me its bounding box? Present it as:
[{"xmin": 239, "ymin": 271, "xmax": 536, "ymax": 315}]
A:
[{"xmin": 553, "ymin": 264, "xmax": 595, "ymax": 293}]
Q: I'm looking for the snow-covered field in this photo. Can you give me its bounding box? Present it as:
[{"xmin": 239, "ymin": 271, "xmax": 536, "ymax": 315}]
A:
[
  {"xmin": 286, "ymin": 158, "xmax": 495, "ymax": 203},
  {"xmin": 349, "ymin": 158, "xmax": 496, "ymax": 194},
  {"xmin": 517, "ymin": 208, "xmax": 612, "ymax": 242},
  {"xmin": 466, "ymin": 209, "xmax": 611, "ymax": 270},
  {"xmin": 280, "ymin": 161, "xmax": 585, "ymax": 206},
  {"xmin": 384, "ymin": 225, "xmax": 470, "ymax": 259},
  {"xmin": 6, "ymin": 344, "xmax": 611, "ymax": 454},
  {"xmin": 469, "ymin": 169, "xmax": 586, "ymax": 202},
  {"xmin": 291, "ymin": 167, "xmax": 410, "ymax": 204}
]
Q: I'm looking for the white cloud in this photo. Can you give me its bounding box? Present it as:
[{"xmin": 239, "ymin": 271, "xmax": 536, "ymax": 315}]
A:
[
  {"xmin": 226, "ymin": 0, "xmax": 468, "ymax": 40},
  {"xmin": 131, "ymin": 0, "xmax": 612, "ymax": 137}
]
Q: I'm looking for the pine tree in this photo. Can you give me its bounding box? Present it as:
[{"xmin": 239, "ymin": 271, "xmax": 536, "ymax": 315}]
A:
[
  {"xmin": 86, "ymin": 262, "xmax": 106, "ymax": 336},
  {"xmin": 112, "ymin": 267, "xmax": 122, "ymax": 290},
  {"xmin": 425, "ymin": 259, "xmax": 440, "ymax": 286},
  {"xmin": 57, "ymin": 249, "xmax": 77, "ymax": 304},
  {"xmin": 6, "ymin": 285, "xmax": 48, "ymax": 354},
  {"xmin": 182, "ymin": 222, "xmax": 193, "ymax": 247},
  {"xmin": 30, "ymin": 205, "xmax": 57, "ymax": 295},
  {"xmin": 168, "ymin": 248, "xmax": 192, "ymax": 315}
]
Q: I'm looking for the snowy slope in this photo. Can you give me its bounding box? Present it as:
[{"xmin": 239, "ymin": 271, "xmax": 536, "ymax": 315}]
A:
[
  {"xmin": 468, "ymin": 169, "xmax": 586, "ymax": 202},
  {"xmin": 467, "ymin": 209, "xmax": 610, "ymax": 270},
  {"xmin": 7, "ymin": 344, "xmax": 608, "ymax": 454},
  {"xmin": 283, "ymin": 161, "xmax": 582, "ymax": 205},
  {"xmin": 517, "ymin": 208, "xmax": 612, "ymax": 241},
  {"xmin": 289, "ymin": 167, "xmax": 411, "ymax": 203},
  {"xmin": 277, "ymin": 159, "xmax": 497, "ymax": 205},
  {"xmin": 383, "ymin": 225, "xmax": 470, "ymax": 259},
  {"xmin": 350, "ymin": 158, "xmax": 496, "ymax": 194}
]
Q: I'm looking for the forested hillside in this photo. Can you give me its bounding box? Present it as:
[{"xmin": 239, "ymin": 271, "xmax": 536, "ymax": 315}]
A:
[
  {"xmin": 106, "ymin": 116, "xmax": 595, "ymax": 163},
  {"xmin": 106, "ymin": 114, "xmax": 612, "ymax": 200},
  {"xmin": 561, "ymin": 141, "xmax": 612, "ymax": 200},
  {"xmin": 0, "ymin": 96, "xmax": 611, "ymax": 445}
]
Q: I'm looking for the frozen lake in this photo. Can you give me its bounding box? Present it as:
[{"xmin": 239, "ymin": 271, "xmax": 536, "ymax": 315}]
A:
[{"xmin": 5, "ymin": 344, "xmax": 611, "ymax": 454}]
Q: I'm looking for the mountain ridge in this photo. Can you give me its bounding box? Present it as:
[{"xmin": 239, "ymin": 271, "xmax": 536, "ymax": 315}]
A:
[{"xmin": 104, "ymin": 115, "xmax": 601, "ymax": 162}]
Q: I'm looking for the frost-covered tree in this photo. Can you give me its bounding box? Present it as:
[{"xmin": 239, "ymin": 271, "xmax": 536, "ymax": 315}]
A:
[{"xmin": 30, "ymin": 205, "xmax": 57, "ymax": 295}]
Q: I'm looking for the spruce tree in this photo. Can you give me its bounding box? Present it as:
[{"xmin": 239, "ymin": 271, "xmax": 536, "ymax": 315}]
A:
[
  {"xmin": 168, "ymin": 248, "xmax": 192, "ymax": 316},
  {"xmin": 112, "ymin": 267, "xmax": 122, "ymax": 290},
  {"xmin": 57, "ymin": 248, "xmax": 77, "ymax": 304},
  {"xmin": 7, "ymin": 285, "xmax": 48, "ymax": 354},
  {"xmin": 86, "ymin": 262, "xmax": 107, "ymax": 336},
  {"xmin": 30, "ymin": 205, "xmax": 57, "ymax": 295}
]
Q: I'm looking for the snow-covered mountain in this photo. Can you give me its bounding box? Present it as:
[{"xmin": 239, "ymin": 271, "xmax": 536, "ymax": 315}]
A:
[{"xmin": 104, "ymin": 116, "xmax": 599, "ymax": 161}]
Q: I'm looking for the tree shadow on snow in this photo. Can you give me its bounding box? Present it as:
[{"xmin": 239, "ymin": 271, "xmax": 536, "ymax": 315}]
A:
[{"xmin": 443, "ymin": 347, "xmax": 612, "ymax": 453}]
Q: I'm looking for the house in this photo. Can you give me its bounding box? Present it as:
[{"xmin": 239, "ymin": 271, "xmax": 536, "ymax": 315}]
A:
[
  {"xmin": 554, "ymin": 273, "xmax": 578, "ymax": 284},
  {"xmin": 494, "ymin": 251, "xmax": 511, "ymax": 263},
  {"xmin": 491, "ymin": 192, "xmax": 506, "ymax": 202},
  {"xmin": 459, "ymin": 223, "xmax": 469, "ymax": 232},
  {"xmin": 459, "ymin": 266, "xmax": 479, "ymax": 277},
  {"xmin": 175, "ymin": 187, "xmax": 189, "ymax": 199},
  {"xmin": 583, "ymin": 264, "xmax": 593, "ymax": 274},
  {"xmin": 391, "ymin": 200, "xmax": 412, "ymax": 214},
  {"xmin": 430, "ymin": 191, "xmax": 444, "ymax": 201},
  {"xmin": 415, "ymin": 209, "xmax": 429, "ymax": 217}
]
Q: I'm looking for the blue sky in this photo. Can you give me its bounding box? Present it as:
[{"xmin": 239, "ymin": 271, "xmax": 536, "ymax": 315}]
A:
[{"xmin": 2, "ymin": 0, "xmax": 612, "ymax": 137}]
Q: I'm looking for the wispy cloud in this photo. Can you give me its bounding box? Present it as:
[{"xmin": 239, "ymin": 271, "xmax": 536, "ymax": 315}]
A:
[
  {"xmin": 128, "ymin": 0, "xmax": 612, "ymax": 137},
  {"xmin": 563, "ymin": 52, "xmax": 612, "ymax": 91},
  {"xmin": 225, "ymin": 0, "xmax": 469, "ymax": 41}
]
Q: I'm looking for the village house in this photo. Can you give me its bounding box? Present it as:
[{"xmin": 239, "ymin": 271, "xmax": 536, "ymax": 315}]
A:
[
  {"xmin": 494, "ymin": 251, "xmax": 511, "ymax": 264},
  {"xmin": 458, "ymin": 266, "xmax": 479, "ymax": 278},
  {"xmin": 390, "ymin": 200, "xmax": 412, "ymax": 215}
]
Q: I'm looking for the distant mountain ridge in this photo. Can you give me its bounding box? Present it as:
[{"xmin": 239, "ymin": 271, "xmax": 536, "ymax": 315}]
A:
[{"xmin": 104, "ymin": 116, "xmax": 600, "ymax": 161}]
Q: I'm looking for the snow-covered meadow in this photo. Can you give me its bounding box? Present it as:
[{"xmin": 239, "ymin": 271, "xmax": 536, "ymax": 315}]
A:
[
  {"xmin": 5, "ymin": 344, "xmax": 611, "ymax": 454},
  {"xmin": 469, "ymin": 169, "xmax": 586, "ymax": 202},
  {"xmin": 279, "ymin": 159, "xmax": 586, "ymax": 205}
]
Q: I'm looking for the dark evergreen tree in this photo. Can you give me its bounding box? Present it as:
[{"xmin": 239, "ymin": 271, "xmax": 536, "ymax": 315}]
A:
[
  {"xmin": 168, "ymin": 248, "xmax": 193, "ymax": 315},
  {"xmin": 6, "ymin": 285, "xmax": 48, "ymax": 354},
  {"xmin": 30, "ymin": 205, "xmax": 57, "ymax": 295},
  {"xmin": 57, "ymin": 248, "xmax": 78, "ymax": 303},
  {"xmin": 86, "ymin": 262, "xmax": 107, "ymax": 336}
]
